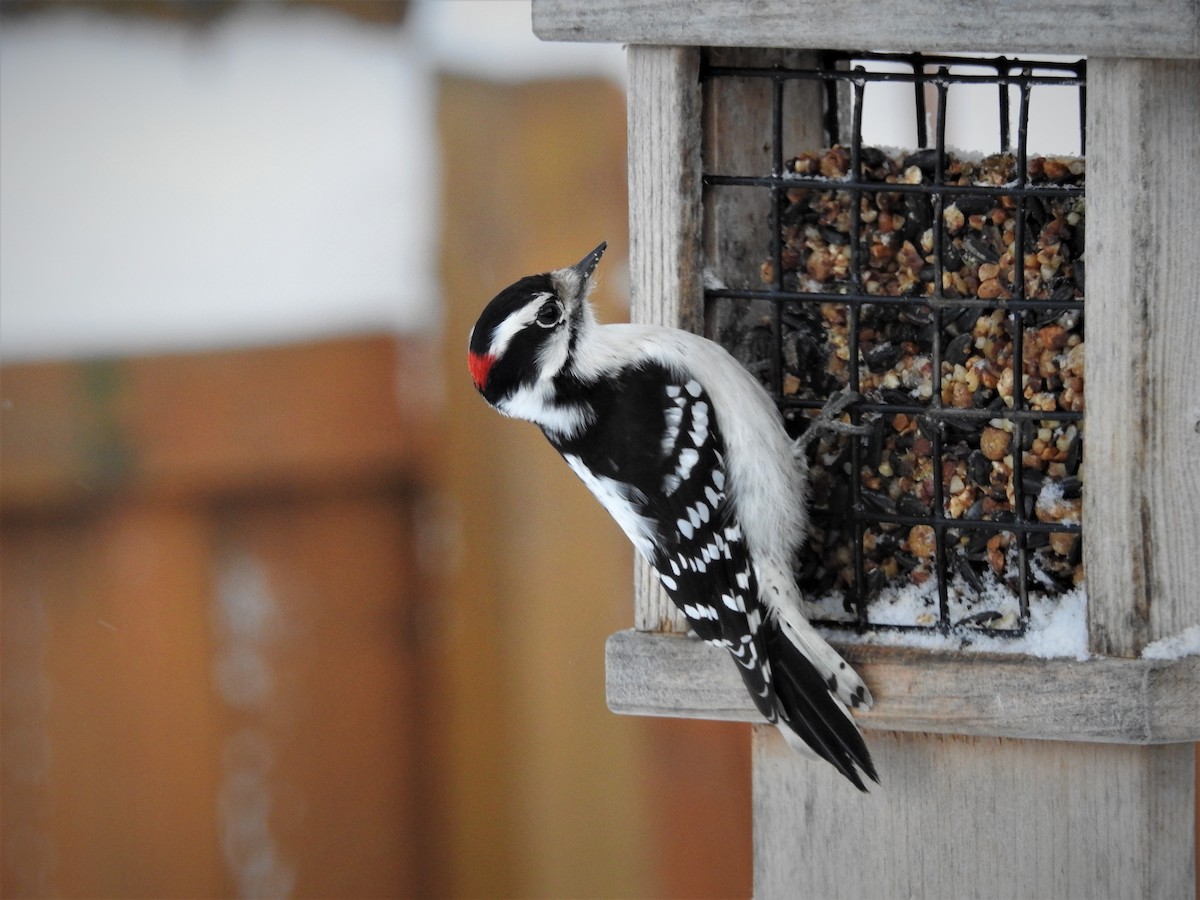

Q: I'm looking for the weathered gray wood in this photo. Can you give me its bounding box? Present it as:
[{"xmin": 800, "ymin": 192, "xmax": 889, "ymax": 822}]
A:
[
  {"xmin": 533, "ymin": 0, "xmax": 1200, "ymax": 59},
  {"xmin": 1085, "ymin": 58, "xmax": 1200, "ymax": 658},
  {"xmin": 702, "ymin": 48, "xmax": 824, "ymax": 292},
  {"xmin": 606, "ymin": 629, "xmax": 1200, "ymax": 743},
  {"xmin": 752, "ymin": 727, "xmax": 1196, "ymax": 899},
  {"xmin": 627, "ymin": 45, "xmax": 703, "ymax": 634},
  {"xmin": 626, "ymin": 45, "xmax": 704, "ymax": 334},
  {"xmin": 701, "ymin": 48, "xmax": 827, "ymax": 373}
]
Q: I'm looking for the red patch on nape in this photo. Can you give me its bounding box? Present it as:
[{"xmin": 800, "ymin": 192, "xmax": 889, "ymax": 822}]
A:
[{"xmin": 468, "ymin": 351, "xmax": 496, "ymax": 390}]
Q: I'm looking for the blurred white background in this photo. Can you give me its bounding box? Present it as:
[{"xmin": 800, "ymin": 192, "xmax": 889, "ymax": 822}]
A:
[
  {"xmin": 1, "ymin": 2, "xmax": 1080, "ymax": 363},
  {"xmin": 0, "ymin": 0, "xmax": 624, "ymax": 360}
]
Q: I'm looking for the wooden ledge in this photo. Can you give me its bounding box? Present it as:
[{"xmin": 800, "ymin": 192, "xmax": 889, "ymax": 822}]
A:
[{"xmin": 606, "ymin": 629, "xmax": 1200, "ymax": 744}]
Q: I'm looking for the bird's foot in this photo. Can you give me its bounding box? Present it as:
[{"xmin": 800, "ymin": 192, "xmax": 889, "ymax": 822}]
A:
[{"xmin": 793, "ymin": 389, "xmax": 873, "ymax": 456}]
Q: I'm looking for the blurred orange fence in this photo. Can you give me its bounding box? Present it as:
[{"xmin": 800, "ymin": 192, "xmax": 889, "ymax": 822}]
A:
[{"xmin": 1, "ymin": 336, "xmax": 440, "ymax": 897}]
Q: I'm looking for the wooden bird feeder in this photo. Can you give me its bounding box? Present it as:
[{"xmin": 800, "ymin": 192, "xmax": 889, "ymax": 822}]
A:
[{"xmin": 533, "ymin": 2, "xmax": 1199, "ymax": 896}]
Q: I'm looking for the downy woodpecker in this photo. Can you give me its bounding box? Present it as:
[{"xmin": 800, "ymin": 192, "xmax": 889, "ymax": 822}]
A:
[{"xmin": 468, "ymin": 242, "xmax": 877, "ymax": 790}]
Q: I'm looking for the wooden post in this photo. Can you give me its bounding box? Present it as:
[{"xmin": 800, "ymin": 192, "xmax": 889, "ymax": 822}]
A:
[
  {"xmin": 627, "ymin": 44, "xmax": 703, "ymax": 634},
  {"xmin": 754, "ymin": 730, "xmax": 1195, "ymax": 899},
  {"xmin": 1084, "ymin": 57, "xmax": 1200, "ymax": 658}
]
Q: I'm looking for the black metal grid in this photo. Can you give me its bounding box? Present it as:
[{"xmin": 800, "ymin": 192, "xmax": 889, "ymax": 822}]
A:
[{"xmin": 700, "ymin": 50, "xmax": 1087, "ymax": 637}]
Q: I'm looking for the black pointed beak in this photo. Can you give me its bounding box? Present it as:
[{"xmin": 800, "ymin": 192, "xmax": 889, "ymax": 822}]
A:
[{"xmin": 573, "ymin": 241, "xmax": 607, "ymax": 280}]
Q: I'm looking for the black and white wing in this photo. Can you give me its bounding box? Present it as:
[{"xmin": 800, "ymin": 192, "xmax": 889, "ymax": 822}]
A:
[
  {"xmin": 553, "ymin": 363, "xmax": 875, "ymax": 789},
  {"xmin": 639, "ymin": 375, "xmax": 781, "ymax": 720}
]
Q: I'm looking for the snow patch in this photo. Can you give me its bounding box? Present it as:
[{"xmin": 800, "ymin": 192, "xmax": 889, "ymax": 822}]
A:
[
  {"xmin": 1141, "ymin": 625, "xmax": 1200, "ymax": 660},
  {"xmin": 804, "ymin": 575, "xmax": 1090, "ymax": 660}
]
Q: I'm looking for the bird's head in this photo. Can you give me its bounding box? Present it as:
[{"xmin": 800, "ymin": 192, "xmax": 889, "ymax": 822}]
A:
[{"xmin": 467, "ymin": 241, "xmax": 606, "ymax": 409}]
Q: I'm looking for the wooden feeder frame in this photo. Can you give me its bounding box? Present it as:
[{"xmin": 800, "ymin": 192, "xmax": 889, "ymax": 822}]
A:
[{"xmin": 535, "ymin": 1, "xmax": 1199, "ymax": 896}]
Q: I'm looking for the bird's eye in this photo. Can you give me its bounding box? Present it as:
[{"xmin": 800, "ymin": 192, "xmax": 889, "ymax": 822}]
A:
[{"xmin": 535, "ymin": 301, "xmax": 562, "ymax": 328}]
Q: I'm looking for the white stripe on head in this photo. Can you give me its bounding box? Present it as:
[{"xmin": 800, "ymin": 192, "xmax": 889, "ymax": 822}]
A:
[
  {"xmin": 536, "ymin": 318, "xmax": 572, "ymax": 381},
  {"xmin": 485, "ymin": 291, "xmax": 554, "ymax": 359}
]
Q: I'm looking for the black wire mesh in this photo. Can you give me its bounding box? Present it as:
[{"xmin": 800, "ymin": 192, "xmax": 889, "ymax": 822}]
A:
[{"xmin": 700, "ymin": 50, "xmax": 1086, "ymax": 637}]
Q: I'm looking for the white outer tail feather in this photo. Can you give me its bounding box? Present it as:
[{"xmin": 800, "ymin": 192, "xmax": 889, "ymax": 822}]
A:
[
  {"xmin": 778, "ymin": 612, "xmax": 873, "ymax": 709},
  {"xmin": 755, "ymin": 562, "xmax": 874, "ymax": 712},
  {"xmin": 778, "ymin": 719, "xmax": 824, "ymax": 761}
]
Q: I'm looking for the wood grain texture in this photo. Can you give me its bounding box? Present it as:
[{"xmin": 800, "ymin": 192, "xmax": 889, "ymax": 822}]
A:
[
  {"xmin": 703, "ymin": 48, "xmax": 825, "ymax": 289},
  {"xmin": 1085, "ymin": 58, "xmax": 1200, "ymax": 658},
  {"xmin": 533, "ymin": 0, "xmax": 1200, "ymax": 58},
  {"xmin": 607, "ymin": 629, "xmax": 1200, "ymax": 743},
  {"xmin": 627, "ymin": 45, "xmax": 703, "ymax": 634},
  {"xmin": 752, "ymin": 727, "xmax": 1196, "ymax": 899},
  {"xmin": 701, "ymin": 46, "xmax": 827, "ymax": 389}
]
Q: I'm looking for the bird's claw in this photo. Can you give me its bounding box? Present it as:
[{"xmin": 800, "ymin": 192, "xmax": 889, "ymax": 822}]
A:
[{"xmin": 793, "ymin": 389, "xmax": 873, "ymax": 455}]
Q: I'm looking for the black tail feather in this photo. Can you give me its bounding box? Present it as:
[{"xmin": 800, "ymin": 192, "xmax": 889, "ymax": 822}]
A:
[{"xmin": 763, "ymin": 623, "xmax": 878, "ymax": 791}]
